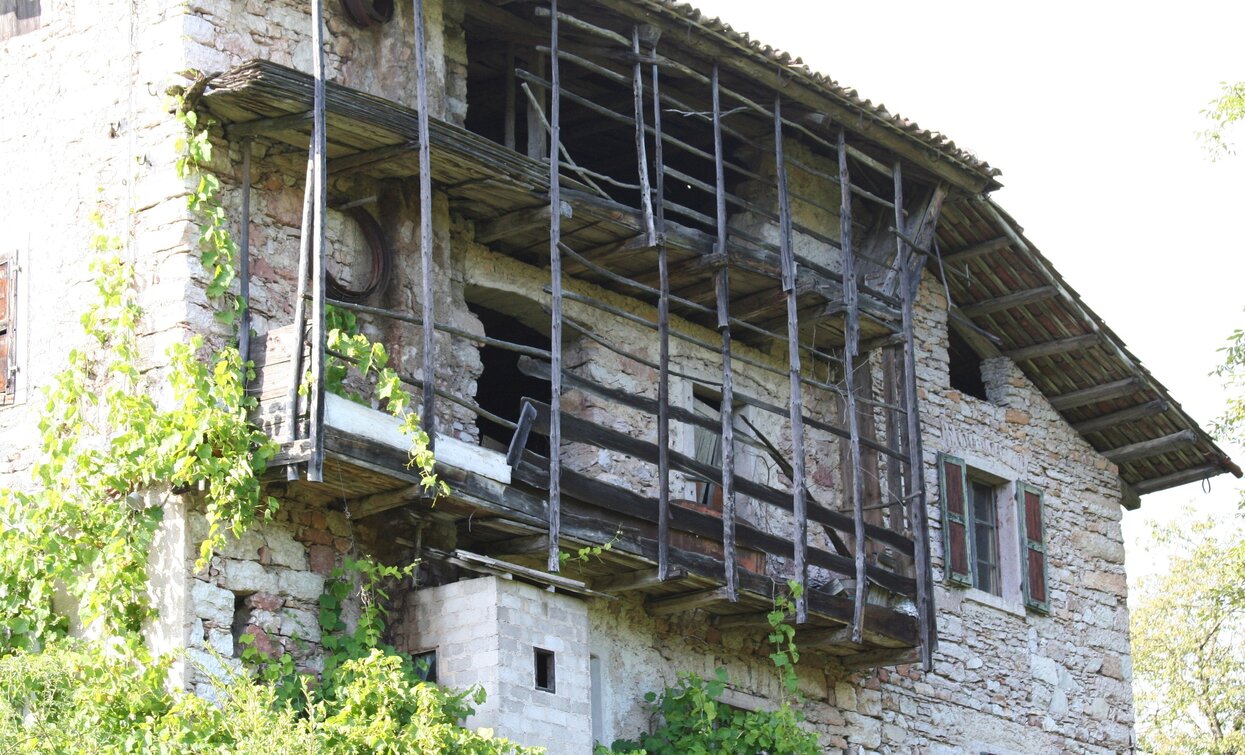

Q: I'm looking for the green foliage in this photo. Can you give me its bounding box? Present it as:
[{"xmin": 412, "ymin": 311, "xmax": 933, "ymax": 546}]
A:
[
  {"xmin": 599, "ymin": 581, "xmax": 818, "ymax": 754},
  {"xmin": 0, "ymin": 639, "xmax": 541, "ymax": 753},
  {"xmin": 322, "ymin": 305, "xmax": 447, "ymax": 498},
  {"xmin": 1131, "ymin": 511, "xmax": 1245, "ymax": 754},
  {"xmin": 1200, "ymin": 81, "xmax": 1245, "ymax": 160},
  {"xmin": 558, "ymin": 531, "xmax": 619, "ymax": 568},
  {"xmin": 0, "ymin": 243, "xmax": 275, "ymax": 648}
]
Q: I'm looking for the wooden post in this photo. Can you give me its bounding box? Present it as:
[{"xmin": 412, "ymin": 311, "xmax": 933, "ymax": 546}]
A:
[
  {"xmin": 239, "ymin": 138, "xmax": 252, "ymax": 387},
  {"xmin": 547, "ymin": 0, "xmax": 563, "ymax": 572},
  {"xmin": 775, "ymin": 97, "xmax": 807, "ymax": 623},
  {"xmin": 894, "ymin": 159, "xmax": 935, "ymax": 669},
  {"xmin": 414, "ymin": 0, "xmax": 436, "ymax": 450},
  {"xmin": 650, "ymin": 35, "xmax": 671, "ymax": 582},
  {"xmin": 838, "ymin": 128, "xmax": 866, "ymax": 641},
  {"xmin": 631, "ymin": 27, "xmax": 656, "ymax": 246},
  {"xmin": 284, "ymin": 145, "xmax": 315, "ymax": 481},
  {"xmin": 713, "ymin": 64, "xmax": 738, "ymax": 601},
  {"xmin": 527, "ymin": 53, "xmax": 547, "ymax": 160},
  {"xmin": 307, "ymin": 0, "xmax": 328, "ymax": 482},
  {"xmin": 504, "ymin": 42, "xmax": 516, "ymax": 151}
]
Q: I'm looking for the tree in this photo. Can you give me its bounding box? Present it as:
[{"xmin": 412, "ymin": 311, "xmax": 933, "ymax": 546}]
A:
[
  {"xmin": 1201, "ymin": 81, "xmax": 1245, "ymax": 159},
  {"xmin": 1130, "ymin": 512, "xmax": 1245, "ymax": 754}
]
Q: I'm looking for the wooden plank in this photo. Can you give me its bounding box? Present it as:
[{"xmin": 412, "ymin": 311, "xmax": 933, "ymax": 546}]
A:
[
  {"xmin": 775, "ymin": 97, "xmax": 808, "ymax": 623},
  {"xmin": 835, "ymin": 647, "xmax": 921, "ymax": 672},
  {"xmin": 415, "ymin": 0, "xmax": 437, "ymax": 459},
  {"xmin": 522, "ymin": 399, "xmax": 916, "ymax": 555},
  {"xmin": 475, "ymin": 202, "xmax": 572, "ymax": 244},
  {"xmin": 448, "ymin": 549, "xmax": 614, "ymax": 599},
  {"xmin": 226, "ymin": 110, "xmax": 313, "ymax": 138},
  {"xmin": 1103, "ymin": 430, "xmax": 1198, "ymax": 464},
  {"xmin": 1004, "ymin": 333, "xmax": 1100, "ymax": 362},
  {"xmin": 592, "ymin": 567, "xmax": 689, "ymax": 593},
  {"xmin": 1072, "ymin": 399, "xmax": 1169, "ymax": 435},
  {"xmin": 1048, "ymin": 377, "xmax": 1145, "ymax": 411},
  {"xmin": 839, "ymin": 128, "xmax": 866, "ymax": 641},
  {"xmin": 547, "ymin": 0, "xmax": 563, "ymax": 573},
  {"xmin": 1132, "ymin": 464, "xmax": 1226, "ymax": 495},
  {"xmin": 347, "ymin": 483, "xmax": 427, "ymax": 519},
  {"xmin": 959, "ymin": 286, "xmax": 1059, "ymax": 318},
  {"xmin": 307, "ymin": 0, "xmax": 328, "ymax": 482},
  {"xmin": 712, "ymin": 63, "xmax": 738, "ymax": 602},
  {"xmin": 894, "ymin": 160, "xmax": 935, "ymax": 669},
  {"xmin": 941, "ymin": 236, "xmax": 1011, "ymax": 266}
]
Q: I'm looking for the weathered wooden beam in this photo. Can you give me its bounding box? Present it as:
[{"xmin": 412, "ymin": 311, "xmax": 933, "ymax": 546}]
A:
[
  {"xmin": 285, "ymin": 148, "xmax": 316, "ymax": 481},
  {"xmin": 307, "ymin": 0, "xmax": 329, "ymax": 482},
  {"xmin": 835, "ymin": 647, "xmax": 921, "ymax": 672},
  {"xmin": 592, "ymin": 567, "xmax": 688, "ymax": 593},
  {"xmin": 941, "ymin": 236, "xmax": 1011, "ymax": 266},
  {"xmin": 895, "ymin": 159, "xmax": 936, "ymax": 670},
  {"xmin": 1132, "ymin": 464, "xmax": 1225, "ymax": 495},
  {"xmin": 1073, "ymin": 399, "xmax": 1169, "ymax": 435},
  {"xmin": 1004, "ymin": 333, "xmax": 1100, "ymax": 362},
  {"xmin": 479, "ymin": 534, "xmax": 549, "ymax": 558},
  {"xmin": 646, "ymin": 587, "xmax": 734, "ymax": 616},
  {"xmin": 226, "ymin": 110, "xmax": 313, "ymax": 139},
  {"xmin": 650, "ymin": 32, "xmax": 672, "ymax": 587},
  {"xmin": 839, "ymin": 128, "xmax": 865, "ymax": 640},
  {"xmin": 1103, "ymin": 430, "xmax": 1198, "ymax": 464},
  {"xmin": 347, "ymin": 484, "xmax": 427, "ymax": 519},
  {"xmin": 959, "ymin": 286, "xmax": 1059, "ymax": 318},
  {"xmin": 547, "ymin": 0, "xmax": 563, "ymax": 573},
  {"xmin": 475, "ymin": 202, "xmax": 572, "ymax": 244},
  {"xmin": 506, "ymin": 401, "xmax": 538, "ymax": 468},
  {"xmin": 1048, "ymin": 377, "xmax": 1145, "ymax": 411}
]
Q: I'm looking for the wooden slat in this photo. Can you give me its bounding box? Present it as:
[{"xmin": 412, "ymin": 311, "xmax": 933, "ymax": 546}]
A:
[
  {"xmin": 307, "ymin": 0, "xmax": 328, "ymax": 482},
  {"xmin": 839, "ymin": 128, "xmax": 865, "ymax": 641},
  {"xmin": 1103, "ymin": 430, "xmax": 1197, "ymax": 464},
  {"xmin": 1048, "ymin": 377, "xmax": 1144, "ymax": 411},
  {"xmin": 1004, "ymin": 333, "xmax": 1100, "ymax": 362},
  {"xmin": 1073, "ymin": 399, "xmax": 1168, "ymax": 435},
  {"xmin": 547, "ymin": 0, "xmax": 564, "ymax": 573},
  {"xmin": 959, "ymin": 286, "xmax": 1058, "ymax": 318},
  {"xmin": 941, "ymin": 236, "xmax": 1011, "ymax": 266}
]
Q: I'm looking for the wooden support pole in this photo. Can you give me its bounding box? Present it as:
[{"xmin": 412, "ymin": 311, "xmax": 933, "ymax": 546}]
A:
[
  {"xmin": 504, "ymin": 42, "xmax": 516, "ymax": 151},
  {"xmin": 1133, "ymin": 464, "xmax": 1224, "ymax": 495},
  {"xmin": 547, "ymin": 0, "xmax": 563, "ymax": 572},
  {"xmin": 651, "ymin": 34, "xmax": 671, "ymax": 583},
  {"xmin": 414, "ymin": 0, "xmax": 436, "ymax": 453},
  {"xmin": 1048, "ymin": 377, "xmax": 1144, "ymax": 411},
  {"xmin": 713, "ymin": 64, "xmax": 738, "ymax": 601},
  {"xmin": 631, "ymin": 27, "xmax": 656, "ymax": 246},
  {"xmin": 775, "ymin": 97, "xmax": 807, "ymax": 622},
  {"xmin": 307, "ymin": 0, "xmax": 328, "ymax": 482},
  {"xmin": 1004, "ymin": 333, "xmax": 1100, "ymax": 362},
  {"xmin": 284, "ymin": 145, "xmax": 316, "ymax": 480},
  {"xmin": 838, "ymin": 128, "xmax": 865, "ymax": 640},
  {"xmin": 239, "ymin": 138, "xmax": 253, "ymax": 387},
  {"xmin": 1103, "ymin": 429, "xmax": 1197, "ymax": 464},
  {"xmin": 894, "ymin": 159, "xmax": 935, "ymax": 670},
  {"xmin": 1072, "ymin": 399, "xmax": 1169, "ymax": 435}
]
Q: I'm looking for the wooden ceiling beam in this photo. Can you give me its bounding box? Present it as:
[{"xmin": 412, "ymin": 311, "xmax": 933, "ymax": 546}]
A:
[
  {"xmin": 1004, "ymin": 333, "xmax": 1100, "ymax": 362},
  {"xmin": 1049, "ymin": 377, "xmax": 1145, "ymax": 411},
  {"xmin": 1133, "ymin": 464, "xmax": 1225, "ymax": 495},
  {"xmin": 941, "ymin": 236, "xmax": 1011, "ymax": 266},
  {"xmin": 1073, "ymin": 399, "xmax": 1169, "ymax": 435},
  {"xmin": 1103, "ymin": 429, "xmax": 1197, "ymax": 464},
  {"xmin": 960, "ymin": 286, "xmax": 1059, "ymax": 318},
  {"xmin": 646, "ymin": 586, "xmax": 733, "ymax": 616}
]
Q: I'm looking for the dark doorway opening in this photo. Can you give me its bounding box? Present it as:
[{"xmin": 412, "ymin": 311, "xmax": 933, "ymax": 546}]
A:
[
  {"xmin": 948, "ymin": 328, "xmax": 988, "ymax": 401},
  {"xmin": 469, "ymin": 301, "xmax": 551, "ymax": 456}
]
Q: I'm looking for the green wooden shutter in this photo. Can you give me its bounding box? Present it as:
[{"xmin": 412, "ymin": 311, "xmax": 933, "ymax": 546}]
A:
[
  {"xmin": 939, "ymin": 454, "xmax": 972, "ymax": 586},
  {"xmin": 1017, "ymin": 482, "xmax": 1049, "ymax": 613}
]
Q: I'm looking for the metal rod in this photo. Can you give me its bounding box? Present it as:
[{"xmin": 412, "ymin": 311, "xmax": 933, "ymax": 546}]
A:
[
  {"xmin": 714, "ymin": 64, "xmax": 738, "ymax": 602},
  {"xmin": 238, "ymin": 138, "xmax": 252, "ymax": 387},
  {"xmin": 840, "ymin": 128, "xmax": 867, "ymax": 642},
  {"xmin": 414, "ymin": 0, "xmax": 436, "ymax": 452},
  {"xmin": 307, "ymin": 0, "xmax": 328, "ymax": 482},
  {"xmin": 776, "ymin": 97, "xmax": 807, "ymax": 622},
  {"xmin": 894, "ymin": 159, "xmax": 934, "ymax": 669},
  {"xmin": 547, "ymin": 0, "xmax": 563, "ymax": 573}
]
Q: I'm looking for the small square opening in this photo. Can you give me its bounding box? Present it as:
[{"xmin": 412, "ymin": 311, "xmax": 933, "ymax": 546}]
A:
[
  {"xmin": 534, "ymin": 648, "xmax": 556, "ymax": 693},
  {"xmin": 414, "ymin": 649, "xmax": 437, "ymax": 683}
]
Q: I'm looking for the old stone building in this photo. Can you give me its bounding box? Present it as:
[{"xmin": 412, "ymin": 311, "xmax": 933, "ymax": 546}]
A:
[{"xmin": 2, "ymin": 1, "xmax": 1238, "ymax": 753}]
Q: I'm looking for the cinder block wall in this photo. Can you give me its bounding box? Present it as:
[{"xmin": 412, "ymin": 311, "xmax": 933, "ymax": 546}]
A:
[{"xmin": 398, "ymin": 576, "xmax": 592, "ymax": 754}]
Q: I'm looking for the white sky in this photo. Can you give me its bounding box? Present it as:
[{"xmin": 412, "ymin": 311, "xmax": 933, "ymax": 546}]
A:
[{"xmin": 688, "ymin": 0, "xmax": 1245, "ymax": 577}]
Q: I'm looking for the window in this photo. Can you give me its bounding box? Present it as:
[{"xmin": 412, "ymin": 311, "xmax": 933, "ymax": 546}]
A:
[
  {"xmin": 414, "ymin": 649, "xmax": 438, "ymax": 683},
  {"xmin": 948, "ymin": 328, "xmax": 988, "ymax": 400},
  {"xmin": 0, "ymin": 256, "xmax": 13, "ymax": 402},
  {"xmin": 534, "ymin": 648, "xmax": 555, "ymax": 693},
  {"xmin": 939, "ymin": 454, "xmax": 1048, "ymax": 612},
  {"xmin": 691, "ymin": 393, "xmax": 724, "ymax": 509}
]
